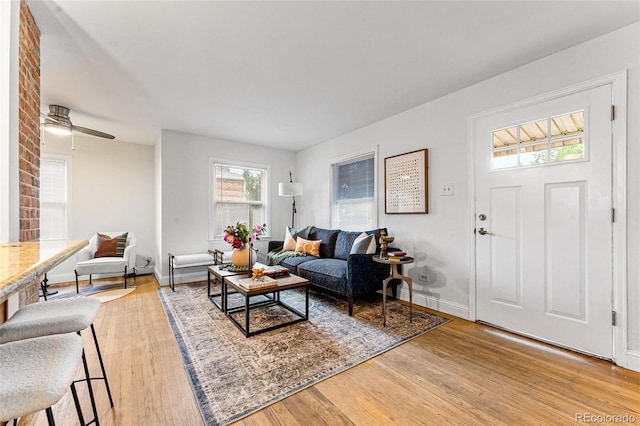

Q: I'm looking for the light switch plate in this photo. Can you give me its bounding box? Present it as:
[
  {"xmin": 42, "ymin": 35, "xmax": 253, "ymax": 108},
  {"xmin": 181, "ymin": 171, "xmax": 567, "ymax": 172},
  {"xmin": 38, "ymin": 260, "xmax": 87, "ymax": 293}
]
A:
[{"xmin": 441, "ymin": 183, "xmax": 454, "ymax": 196}]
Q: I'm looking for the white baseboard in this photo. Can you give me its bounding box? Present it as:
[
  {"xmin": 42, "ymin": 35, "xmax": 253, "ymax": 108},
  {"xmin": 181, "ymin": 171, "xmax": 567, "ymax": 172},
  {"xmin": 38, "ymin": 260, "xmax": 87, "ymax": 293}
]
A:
[
  {"xmin": 396, "ymin": 287, "xmax": 469, "ymax": 320},
  {"xmin": 625, "ymin": 351, "xmax": 640, "ymax": 372}
]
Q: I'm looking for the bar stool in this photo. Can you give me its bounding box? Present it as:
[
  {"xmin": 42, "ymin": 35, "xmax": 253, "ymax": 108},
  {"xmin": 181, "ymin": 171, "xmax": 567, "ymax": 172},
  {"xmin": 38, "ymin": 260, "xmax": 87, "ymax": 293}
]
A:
[
  {"xmin": 0, "ymin": 333, "xmax": 85, "ymax": 426},
  {"xmin": 0, "ymin": 298, "xmax": 113, "ymax": 426}
]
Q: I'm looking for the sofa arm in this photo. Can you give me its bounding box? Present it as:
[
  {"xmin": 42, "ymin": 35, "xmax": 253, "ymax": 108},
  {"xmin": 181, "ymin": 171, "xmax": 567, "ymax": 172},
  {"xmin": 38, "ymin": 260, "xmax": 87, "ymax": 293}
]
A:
[
  {"xmin": 76, "ymin": 247, "xmax": 92, "ymax": 263},
  {"xmin": 347, "ymin": 254, "xmax": 391, "ymax": 297},
  {"xmin": 124, "ymin": 244, "xmax": 137, "ymax": 270},
  {"xmin": 268, "ymin": 240, "xmax": 284, "ymax": 252}
]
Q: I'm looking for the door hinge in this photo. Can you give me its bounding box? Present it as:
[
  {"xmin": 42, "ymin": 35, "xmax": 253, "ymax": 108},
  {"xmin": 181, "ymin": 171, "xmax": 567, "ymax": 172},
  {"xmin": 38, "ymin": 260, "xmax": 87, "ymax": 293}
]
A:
[
  {"xmin": 612, "ymin": 208, "xmax": 615, "ymax": 223},
  {"xmin": 612, "ymin": 310, "xmax": 617, "ymax": 326},
  {"xmin": 611, "ymin": 105, "xmax": 616, "ymax": 121}
]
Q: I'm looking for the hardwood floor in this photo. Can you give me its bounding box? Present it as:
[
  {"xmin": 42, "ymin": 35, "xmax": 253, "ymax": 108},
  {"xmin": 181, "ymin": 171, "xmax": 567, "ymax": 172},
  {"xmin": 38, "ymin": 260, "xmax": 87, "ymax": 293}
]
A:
[{"xmin": 20, "ymin": 275, "xmax": 640, "ymax": 426}]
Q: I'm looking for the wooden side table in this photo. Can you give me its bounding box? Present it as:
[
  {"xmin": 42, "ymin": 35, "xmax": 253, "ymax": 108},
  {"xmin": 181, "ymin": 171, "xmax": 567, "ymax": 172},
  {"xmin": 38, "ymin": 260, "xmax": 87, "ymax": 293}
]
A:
[{"xmin": 373, "ymin": 256, "xmax": 414, "ymax": 326}]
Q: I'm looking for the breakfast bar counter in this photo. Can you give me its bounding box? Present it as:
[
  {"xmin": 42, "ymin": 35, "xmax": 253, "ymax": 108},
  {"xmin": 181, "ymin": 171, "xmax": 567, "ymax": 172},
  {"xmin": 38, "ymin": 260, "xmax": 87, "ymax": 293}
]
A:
[{"xmin": 0, "ymin": 240, "xmax": 88, "ymax": 304}]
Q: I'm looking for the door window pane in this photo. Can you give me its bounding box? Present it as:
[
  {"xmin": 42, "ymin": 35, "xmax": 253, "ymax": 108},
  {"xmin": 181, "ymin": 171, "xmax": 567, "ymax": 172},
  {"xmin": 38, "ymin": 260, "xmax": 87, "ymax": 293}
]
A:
[
  {"xmin": 520, "ymin": 142, "xmax": 549, "ymax": 166},
  {"xmin": 519, "ymin": 119, "xmax": 548, "ymax": 143},
  {"xmin": 492, "ymin": 148, "xmax": 518, "ymax": 170},
  {"xmin": 492, "ymin": 126, "xmax": 517, "ymax": 149},
  {"xmin": 491, "ymin": 110, "xmax": 585, "ymax": 170},
  {"xmin": 551, "ymin": 137, "xmax": 584, "ymax": 162}
]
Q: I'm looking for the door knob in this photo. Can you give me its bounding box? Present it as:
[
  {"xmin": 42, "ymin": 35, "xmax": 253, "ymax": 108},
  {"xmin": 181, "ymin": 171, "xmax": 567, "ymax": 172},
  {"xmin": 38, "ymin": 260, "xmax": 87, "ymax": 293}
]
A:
[{"xmin": 478, "ymin": 228, "xmax": 494, "ymax": 236}]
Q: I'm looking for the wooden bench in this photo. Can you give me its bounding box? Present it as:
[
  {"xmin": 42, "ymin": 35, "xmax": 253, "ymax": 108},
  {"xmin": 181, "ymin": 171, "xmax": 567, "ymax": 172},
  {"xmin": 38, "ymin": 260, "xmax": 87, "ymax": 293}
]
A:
[{"xmin": 168, "ymin": 249, "xmax": 229, "ymax": 291}]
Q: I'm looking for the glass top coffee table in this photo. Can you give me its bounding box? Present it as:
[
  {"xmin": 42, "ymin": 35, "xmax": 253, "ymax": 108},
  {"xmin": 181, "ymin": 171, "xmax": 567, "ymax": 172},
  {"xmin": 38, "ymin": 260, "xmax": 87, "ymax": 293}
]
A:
[{"xmin": 223, "ymin": 273, "xmax": 310, "ymax": 337}]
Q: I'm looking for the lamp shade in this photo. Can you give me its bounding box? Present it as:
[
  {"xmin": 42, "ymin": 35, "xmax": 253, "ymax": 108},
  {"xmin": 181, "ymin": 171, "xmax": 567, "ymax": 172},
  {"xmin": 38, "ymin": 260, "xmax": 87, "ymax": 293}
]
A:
[{"xmin": 278, "ymin": 182, "xmax": 303, "ymax": 196}]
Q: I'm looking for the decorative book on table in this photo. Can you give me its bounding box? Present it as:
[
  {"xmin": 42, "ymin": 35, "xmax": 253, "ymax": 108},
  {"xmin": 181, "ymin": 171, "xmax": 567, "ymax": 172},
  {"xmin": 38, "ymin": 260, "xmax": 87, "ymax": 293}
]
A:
[
  {"xmin": 238, "ymin": 276, "xmax": 278, "ymax": 290},
  {"xmin": 252, "ymin": 262, "xmax": 290, "ymax": 278}
]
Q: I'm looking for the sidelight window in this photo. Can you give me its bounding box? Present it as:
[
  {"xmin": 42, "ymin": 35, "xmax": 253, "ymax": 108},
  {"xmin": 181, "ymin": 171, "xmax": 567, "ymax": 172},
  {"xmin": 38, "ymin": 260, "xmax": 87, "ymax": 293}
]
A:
[{"xmin": 40, "ymin": 155, "xmax": 71, "ymax": 240}]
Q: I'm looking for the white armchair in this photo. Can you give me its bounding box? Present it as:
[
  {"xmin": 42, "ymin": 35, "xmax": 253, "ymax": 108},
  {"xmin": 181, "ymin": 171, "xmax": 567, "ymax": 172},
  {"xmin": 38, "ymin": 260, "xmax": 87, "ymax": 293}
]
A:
[{"xmin": 75, "ymin": 232, "xmax": 137, "ymax": 293}]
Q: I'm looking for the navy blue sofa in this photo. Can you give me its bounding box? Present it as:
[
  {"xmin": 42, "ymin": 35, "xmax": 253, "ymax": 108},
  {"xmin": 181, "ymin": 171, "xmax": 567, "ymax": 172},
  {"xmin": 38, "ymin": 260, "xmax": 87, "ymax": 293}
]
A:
[{"xmin": 267, "ymin": 226, "xmax": 397, "ymax": 316}]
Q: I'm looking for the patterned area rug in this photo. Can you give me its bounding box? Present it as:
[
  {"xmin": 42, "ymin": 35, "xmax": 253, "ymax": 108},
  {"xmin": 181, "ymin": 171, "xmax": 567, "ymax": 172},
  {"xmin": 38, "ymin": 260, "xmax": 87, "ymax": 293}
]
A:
[{"xmin": 158, "ymin": 282, "xmax": 450, "ymax": 426}]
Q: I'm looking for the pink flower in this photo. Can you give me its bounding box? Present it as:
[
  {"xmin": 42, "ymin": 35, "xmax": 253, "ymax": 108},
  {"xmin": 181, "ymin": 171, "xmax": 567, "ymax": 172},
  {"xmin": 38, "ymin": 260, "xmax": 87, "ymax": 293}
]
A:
[{"xmin": 222, "ymin": 222, "xmax": 267, "ymax": 249}]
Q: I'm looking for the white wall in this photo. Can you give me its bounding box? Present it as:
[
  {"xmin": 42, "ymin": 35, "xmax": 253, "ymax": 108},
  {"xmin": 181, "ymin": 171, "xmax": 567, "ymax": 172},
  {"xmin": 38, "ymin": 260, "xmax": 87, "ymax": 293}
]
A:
[
  {"xmin": 42, "ymin": 134, "xmax": 155, "ymax": 283},
  {"xmin": 0, "ymin": 0, "xmax": 20, "ymax": 242},
  {"xmin": 296, "ymin": 23, "xmax": 640, "ymax": 363},
  {"xmin": 156, "ymin": 129, "xmax": 297, "ymax": 284},
  {"xmin": 154, "ymin": 133, "xmax": 163, "ymax": 282}
]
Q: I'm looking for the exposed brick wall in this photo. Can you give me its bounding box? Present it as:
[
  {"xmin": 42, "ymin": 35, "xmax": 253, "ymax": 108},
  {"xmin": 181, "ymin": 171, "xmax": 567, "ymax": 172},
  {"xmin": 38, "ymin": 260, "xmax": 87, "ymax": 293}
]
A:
[
  {"xmin": 18, "ymin": 0, "xmax": 40, "ymax": 244},
  {"xmin": 18, "ymin": 0, "xmax": 41, "ymax": 305}
]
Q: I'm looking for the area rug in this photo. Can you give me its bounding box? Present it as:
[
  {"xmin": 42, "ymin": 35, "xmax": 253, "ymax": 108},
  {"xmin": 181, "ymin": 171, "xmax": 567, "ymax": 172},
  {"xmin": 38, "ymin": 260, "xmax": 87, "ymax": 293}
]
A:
[
  {"xmin": 158, "ymin": 282, "xmax": 450, "ymax": 426},
  {"xmin": 47, "ymin": 281, "xmax": 136, "ymax": 303}
]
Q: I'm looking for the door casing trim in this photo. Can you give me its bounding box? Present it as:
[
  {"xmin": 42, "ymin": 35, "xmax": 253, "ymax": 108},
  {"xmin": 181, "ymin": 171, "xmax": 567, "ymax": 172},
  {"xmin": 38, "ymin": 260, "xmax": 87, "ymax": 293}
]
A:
[{"xmin": 467, "ymin": 70, "xmax": 629, "ymax": 369}]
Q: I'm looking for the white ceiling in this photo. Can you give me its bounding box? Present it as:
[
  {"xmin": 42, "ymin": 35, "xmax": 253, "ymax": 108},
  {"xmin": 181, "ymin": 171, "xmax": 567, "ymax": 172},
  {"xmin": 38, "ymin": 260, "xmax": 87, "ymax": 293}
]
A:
[{"xmin": 28, "ymin": 1, "xmax": 640, "ymax": 151}]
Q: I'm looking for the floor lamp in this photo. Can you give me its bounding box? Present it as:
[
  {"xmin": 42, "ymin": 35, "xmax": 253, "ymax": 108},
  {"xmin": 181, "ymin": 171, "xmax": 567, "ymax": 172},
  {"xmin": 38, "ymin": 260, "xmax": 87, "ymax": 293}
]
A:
[{"xmin": 278, "ymin": 171, "xmax": 303, "ymax": 229}]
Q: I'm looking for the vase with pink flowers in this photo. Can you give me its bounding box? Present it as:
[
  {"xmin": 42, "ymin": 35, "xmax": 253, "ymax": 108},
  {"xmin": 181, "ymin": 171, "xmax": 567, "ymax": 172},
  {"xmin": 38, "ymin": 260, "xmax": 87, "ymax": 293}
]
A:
[{"xmin": 223, "ymin": 222, "xmax": 267, "ymax": 267}]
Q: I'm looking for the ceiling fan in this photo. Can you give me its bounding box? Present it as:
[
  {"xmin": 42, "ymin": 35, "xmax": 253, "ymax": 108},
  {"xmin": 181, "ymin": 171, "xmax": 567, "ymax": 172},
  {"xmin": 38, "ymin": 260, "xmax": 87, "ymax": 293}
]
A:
[{"xmin": 40, "ymin": 105, "xmax": 115, "ymax": 140}]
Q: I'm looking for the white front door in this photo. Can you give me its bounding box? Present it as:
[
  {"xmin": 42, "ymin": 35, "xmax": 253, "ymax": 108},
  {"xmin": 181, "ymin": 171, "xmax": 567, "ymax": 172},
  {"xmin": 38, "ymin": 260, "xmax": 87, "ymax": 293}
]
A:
[{"xmin": 474, "ymin": 84, "xmax": 613, "ymax": 359}]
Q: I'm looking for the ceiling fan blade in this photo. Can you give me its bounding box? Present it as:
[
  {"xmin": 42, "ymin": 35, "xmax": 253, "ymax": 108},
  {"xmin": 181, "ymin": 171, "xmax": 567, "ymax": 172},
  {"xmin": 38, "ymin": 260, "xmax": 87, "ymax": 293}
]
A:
[{"xmin": 72, "ymin": 125, "xmax": 115, "ymax": 140}]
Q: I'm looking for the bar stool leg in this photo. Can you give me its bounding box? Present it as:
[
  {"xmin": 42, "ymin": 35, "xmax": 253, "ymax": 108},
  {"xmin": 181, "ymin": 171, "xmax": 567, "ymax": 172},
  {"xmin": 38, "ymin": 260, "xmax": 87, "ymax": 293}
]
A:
[
  {"xmin": 79, "ymin": 348, "xmax": 100, "ymax": 426},
  {"xmin": 45, "ymin": 407, "xmax": 55, "ymax": 426},
  {"xmin": 90, "ymin": 324, "xmax": 114, "ymax": 407},
  {"xmin": 70, "ymin": 382, "xmax": 86, "ymax": 426}
]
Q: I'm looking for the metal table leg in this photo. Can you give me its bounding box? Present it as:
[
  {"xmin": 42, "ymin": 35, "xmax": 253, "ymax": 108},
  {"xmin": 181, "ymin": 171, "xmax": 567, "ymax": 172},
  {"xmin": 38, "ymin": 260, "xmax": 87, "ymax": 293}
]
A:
[{"xmin": 382, "ymin": 264, "xmax": 413, "ymax": 327}]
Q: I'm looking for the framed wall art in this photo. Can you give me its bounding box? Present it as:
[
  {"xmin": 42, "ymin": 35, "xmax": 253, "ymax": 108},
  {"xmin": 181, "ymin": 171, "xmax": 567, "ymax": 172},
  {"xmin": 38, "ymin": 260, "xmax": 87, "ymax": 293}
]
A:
[{"xmin": 384, "ymin": 148, "xmax": 428, "ymax": 214}]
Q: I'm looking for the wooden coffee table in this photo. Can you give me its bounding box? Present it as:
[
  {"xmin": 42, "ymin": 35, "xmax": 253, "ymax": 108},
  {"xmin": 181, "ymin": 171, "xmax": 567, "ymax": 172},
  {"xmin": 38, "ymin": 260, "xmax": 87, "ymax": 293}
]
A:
[{"xmin": 224, "ymin": 273, "xmax": 310, "ymax": 337}]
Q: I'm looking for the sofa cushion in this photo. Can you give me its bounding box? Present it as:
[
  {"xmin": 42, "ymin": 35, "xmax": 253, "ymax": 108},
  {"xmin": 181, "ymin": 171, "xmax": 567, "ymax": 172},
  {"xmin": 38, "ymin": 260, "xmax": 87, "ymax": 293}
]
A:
[
  {"xmin": 281, "ymin": 256, "xmax": 316, "ymax": 275},
  {"xmin": 297, "ymin": 259, "xmax": 348, "ymax": 295},
  {"xmin": 94, "ymin": 232, "xmax": 128, "ymax": 258},
  {"xmin": 351, "ymin": 233, "xmax": 376, "ymax": 254},
  {"xmin": 366, "ymin": 228, "xmax": 387, "ymax": 253},
  {"xmin": 77, "ymin": 257, "xmax": 127, "ymax": 275},
  {"xmin": 307, "ymin": 227, "xmax": 340, "ymax": 258},
  {"xmin": 172, "ymin": 253, "xmax": 216, "ymax": 268},
  {"xmin": 295, "ymin": 237, "xmax": 321, "ymax": 257},
  {"xmin": 334, "ymin": 231, "xmax": 363, "ymax": 260},
  {"xmin": 282, "ymin": 225, "xmax": 313, "ymax": 251},
  {"xmin": 282, "ymin": 230, "xmax": 297, "ymax": 251},
  {"xmin": 94, "ymin": 233, "xmax": 118, "ymax": 258},
  {"xmin": 115, "ymin": 232, "xmax": 128, "ymax": 257}
]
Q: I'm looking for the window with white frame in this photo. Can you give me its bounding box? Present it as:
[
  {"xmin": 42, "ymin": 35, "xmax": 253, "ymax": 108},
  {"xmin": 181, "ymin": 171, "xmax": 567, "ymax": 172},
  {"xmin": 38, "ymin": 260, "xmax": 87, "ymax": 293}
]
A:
[
  {"xmin": 331, "ymin": 151, "xmax": 377, "ymax": 231},
  {"xmin": 40, "ymin": 155, "xmax": 71, "ymax": 240},
  {"xmin": 210, "ymin": 161, "xmax": 269, "ymax": 240}
]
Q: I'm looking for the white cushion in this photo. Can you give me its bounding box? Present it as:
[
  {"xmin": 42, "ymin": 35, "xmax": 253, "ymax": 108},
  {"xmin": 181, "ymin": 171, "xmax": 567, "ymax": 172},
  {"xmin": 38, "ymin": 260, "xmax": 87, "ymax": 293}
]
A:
[
  {"xmin": 172, "ymin": 253, "xmax": 216, "ymax": 268},
  {"xmin": 0, "ymin": 298, "xmax": 101, "ymax": 344},
  {"xmin": 0, "ymin": 333, "xmax": 83, "ymax": 422},
  {"xmin": 352, "ymin": 232, "xmax": 377, "ymax": 254},
  {"xmin": 76, "ymin": 257, "xmax": 127, "ymax": 275}
]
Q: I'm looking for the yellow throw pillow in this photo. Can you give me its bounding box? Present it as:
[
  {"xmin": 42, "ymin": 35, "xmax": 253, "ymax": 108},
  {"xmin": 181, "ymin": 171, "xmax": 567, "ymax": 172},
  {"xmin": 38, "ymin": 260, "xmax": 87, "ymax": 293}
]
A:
[
  {"xmin": 282, "ymin": 229, "xmax": 297, "ymax": 251},
  {"xmin": 295, "ymin": 237, "xmax": 321, "ymax": 257}
]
